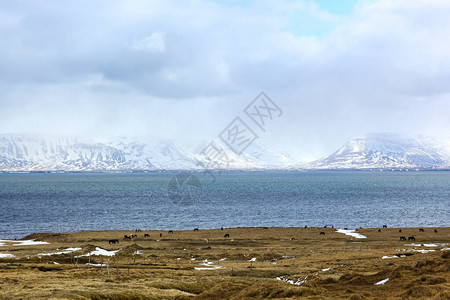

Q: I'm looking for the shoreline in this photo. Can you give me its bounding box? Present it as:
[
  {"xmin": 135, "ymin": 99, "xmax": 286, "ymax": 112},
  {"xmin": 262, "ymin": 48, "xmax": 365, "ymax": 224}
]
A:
[{"xmin": 8, "ymin": 225, "xmax": 449, "ymax": 241}]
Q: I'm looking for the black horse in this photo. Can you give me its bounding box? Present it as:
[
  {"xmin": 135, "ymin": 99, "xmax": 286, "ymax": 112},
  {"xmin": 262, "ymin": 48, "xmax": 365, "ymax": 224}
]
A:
[
  {"xmin": 224, "ymin": 233, "xmax": 230, "ymax": 238},
  {"xmin": 399, "ymin": 236, "xmax": 407, "ymax": 241},
  {"xmin": 109, "ymin": 239, "xmax": 119, "ymax": 244},
  {"xmin": 408, "ymin": 236, "xmax": 416, "ymax": 241}
]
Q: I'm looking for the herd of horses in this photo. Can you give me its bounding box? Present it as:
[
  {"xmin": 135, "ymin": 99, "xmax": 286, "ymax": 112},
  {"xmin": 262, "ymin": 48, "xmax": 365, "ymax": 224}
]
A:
[{"xmin": 106, "ymin": 226, "xmax": 436, "ymax": 244}]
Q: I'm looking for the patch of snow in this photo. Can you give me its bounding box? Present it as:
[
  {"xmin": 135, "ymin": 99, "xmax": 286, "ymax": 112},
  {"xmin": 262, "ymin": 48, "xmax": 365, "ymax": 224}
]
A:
[
  {"xmin": 249, "ymin": 257, "xmax": 256, "ymax": 262},
  {"xmin": 77, "ymin": 247, "xmax": 120, "ymax": 257},
  {"xmin": 37, "ymin": 247, "xmax": 82, "ymax": 256},
  {"xmin": 0, "ymin": 239, "xmax": 49, "ymax": 247},
  {"xmin": 85, "ymin": 263, "xmax": 103, "ymax": 267},
  {"xmin": 133, "ymin": 250, "xmax": 142, "ymax": 255},
  {"xmin": 405, "ymin": 243, "xmax": 447, "ymax": 247},
  {"xmin": 321, "ymin": 268, "xmax": 330, "ymax": 271},
  {"xmin": 0, "ymin": 253, "xmax": 15, "ymax": 258},
  {"xmin": 374, "ymin": 278, "xmax": 389, "ymax": 285},
  {"xmin": 194, "ymin": 259, "xmax": 225, "ymax": 270},
  {"xmin": 336, "ymin": 229, "xmax": 367, "ymax": 239},
  {"xmin": 194, "ymin": 265, "xmax": 224, "ymax": 270},
  {"xmin": 441, "ymin": 248, "xmax": 450, "ymax": 251},
  {"xmin": 276, "ymin": 275, "xmax": 308, "ymax": 286},
  {"xmin": 412, "ymin": 249, "xmax": 435, "ymax": 253},
  {"xmin": 219, "ymin": 258, "xmax": 226, "ymax": 261},
  {"xmin": 382, "ymin": 255, "xmax": 406, "ymax": 259}
]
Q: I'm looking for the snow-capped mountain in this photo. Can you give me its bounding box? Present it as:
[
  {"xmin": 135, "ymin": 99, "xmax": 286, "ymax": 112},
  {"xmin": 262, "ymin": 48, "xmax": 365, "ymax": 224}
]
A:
[
  {"xmin": 2, "ymin": 133, "xmax": 450, "ymax": 171},
  {"xmin": 306, "ymin": 133, "xmax": 450, "ymax": 170},
  {"xmin": 0, "ymin": 134, "xmax": 297, "ymax": 171}
]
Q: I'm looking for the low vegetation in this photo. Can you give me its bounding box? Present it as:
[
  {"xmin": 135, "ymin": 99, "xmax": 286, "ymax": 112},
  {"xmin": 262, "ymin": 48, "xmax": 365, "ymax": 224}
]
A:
[{"xmin": 0, "ymin": 227, "xmax": 449, "ymax": 299}]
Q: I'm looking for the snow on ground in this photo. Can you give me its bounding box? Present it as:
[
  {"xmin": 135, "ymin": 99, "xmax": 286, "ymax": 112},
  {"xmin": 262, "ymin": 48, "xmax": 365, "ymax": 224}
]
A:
[
  {"xmin": 0, "ymin": 239, "xmax": 49, "ymax": 246},
  {"xmin": 405, "ymin": 243, "xmax": 448, "ymax": 247},
  {"xmin": 13, "ymin": 240, "xmax": 49, "ymax": 246},
  {"xmin": 194, "ymin": 259, "xmax": 225, "ymax": 270},
  {"xmin": 441, "ymin": 248, "xmax": 450, "ymax": 251},
  {"xmin": 76, "ymin": 247, "xmax": 120, "ymax": 257},
  {"xmin": 85, "ymin": 263, "xmax": 104, "ymax": 267},
  {"xmin": 374, "ymin": 278, "xmax": 389, "ymax": 285},
  {"xmin": 321, "ymin": 268, "xmax": 331, "ymax": 271},
  {"xmin": 335, "ymin": 229, "xmax": 367, "ymax": 239},
  {"xmin": 37, "ymin": 247, "xmax": 82, "ymax": 256},
  {"xmin": 0, "ymin": 253, "xmax": 15, "ymax": 258},
  {"xmin": 276, "ymin": 275, "xmax": 308, "ymax": 286},
  {"xmin": 133, "ymin": 250, "xmax": 142, "ymax": 255},
  {"xmin": 382, "ymin": 255, "xmax": 406, "ymax": 259},
  {"xmin": 412, "ymin": 249, "xmax": 435, "ymax": 253}
]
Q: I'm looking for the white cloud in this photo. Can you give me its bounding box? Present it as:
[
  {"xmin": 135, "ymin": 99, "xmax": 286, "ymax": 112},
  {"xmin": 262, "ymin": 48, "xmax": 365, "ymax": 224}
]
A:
[
  {"xmin": 131, "ymin": 31, "xmax": 166, "ymax": 53},
  {"xmin": 0, "ymin": 0, "xmax": 449, "ymax": 160}
]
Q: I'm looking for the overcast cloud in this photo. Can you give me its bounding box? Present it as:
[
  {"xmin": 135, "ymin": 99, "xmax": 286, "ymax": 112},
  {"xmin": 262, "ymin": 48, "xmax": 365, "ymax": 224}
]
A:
[{"xmin": 1, "ymin": 0, "xmax": 450, "ymax": 160}]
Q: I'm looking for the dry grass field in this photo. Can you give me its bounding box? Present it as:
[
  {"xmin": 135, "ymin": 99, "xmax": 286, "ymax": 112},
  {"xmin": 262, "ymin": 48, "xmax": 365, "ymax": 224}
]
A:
[{"xmin": 0, "ymin": 227, "xmax": 449, "ymax": 299}]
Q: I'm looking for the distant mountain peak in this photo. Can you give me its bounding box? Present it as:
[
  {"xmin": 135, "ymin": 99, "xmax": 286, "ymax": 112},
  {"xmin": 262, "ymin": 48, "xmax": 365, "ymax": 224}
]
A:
[
  {"xmin": 0, "ymin": 133, "xmax": 298, "ymax": 172},
  {"xmin": 307, "ymin": 133, "xmax": 450, "ymax": 170}
]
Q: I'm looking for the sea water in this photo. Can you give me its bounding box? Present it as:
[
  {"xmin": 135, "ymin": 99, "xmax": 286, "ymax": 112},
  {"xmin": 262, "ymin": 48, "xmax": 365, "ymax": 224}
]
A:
[{"xmin": 0, "ymin": 171, "xmax": 449, "ymax": 239}]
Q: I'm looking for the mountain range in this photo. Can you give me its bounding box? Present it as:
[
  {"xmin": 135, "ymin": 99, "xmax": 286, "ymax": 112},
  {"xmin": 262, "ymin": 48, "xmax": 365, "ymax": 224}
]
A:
[{"xmin": 0, "ymin": 133, "xmax": 449, "ymax": 171}]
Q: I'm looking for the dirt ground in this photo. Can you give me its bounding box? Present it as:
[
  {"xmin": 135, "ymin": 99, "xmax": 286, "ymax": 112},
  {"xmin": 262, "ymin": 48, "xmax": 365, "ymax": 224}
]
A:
[{"xmin": 0, "ymin": 226, "xmax": 449, "ymax": 299}]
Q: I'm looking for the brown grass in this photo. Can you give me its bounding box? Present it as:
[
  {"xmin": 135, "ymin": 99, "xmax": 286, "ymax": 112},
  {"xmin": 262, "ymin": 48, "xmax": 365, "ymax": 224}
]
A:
[{"xmin": 0, "ymin": 227, "xmax": 449, "ymax": 299}]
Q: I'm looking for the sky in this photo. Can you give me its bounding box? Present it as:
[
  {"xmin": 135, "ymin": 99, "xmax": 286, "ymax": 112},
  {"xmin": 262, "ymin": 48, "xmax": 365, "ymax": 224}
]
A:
[{"xmin": 1, "ymin": 0, "xmax": 450, "ymax": 161}]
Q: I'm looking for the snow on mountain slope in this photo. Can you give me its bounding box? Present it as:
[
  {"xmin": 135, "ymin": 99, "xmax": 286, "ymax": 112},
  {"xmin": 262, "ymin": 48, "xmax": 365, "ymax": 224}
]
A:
[
  {"xmin": 306, "ymin": 133, "xmax": 450, "ymax": 169},
  {"xmin": 0, "ymin": 134, "xmax": 297, "ymax": 171}
]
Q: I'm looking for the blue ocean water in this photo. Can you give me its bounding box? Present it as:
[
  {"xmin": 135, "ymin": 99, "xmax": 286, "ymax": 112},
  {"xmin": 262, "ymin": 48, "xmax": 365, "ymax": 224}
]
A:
[{"xmin": 0, "ymin": 171, "xmax": 449, "ymax": 239}]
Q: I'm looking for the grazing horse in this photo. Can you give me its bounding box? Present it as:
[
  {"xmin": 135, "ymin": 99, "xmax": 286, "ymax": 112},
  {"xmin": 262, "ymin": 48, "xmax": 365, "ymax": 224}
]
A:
[
  {"xmin": 344, "ymin": 228, "xmax": 348, "ymax": 230},
  {"xmin": 221, "ymin": 227, "xmax": 224, "ymax": 230},
  {"xmin": 408, "ymin": 236, "xmax": 416, "ymax": 241},
  {"xmin": 378, "ymin": 229, "xmax": 381, "ymax": 232},
  {"xmin": 159, "ymin": 233, "xmax": 163, "ymax": 238},
  {"xmin": 434, "ymin": 229, "xmax": 438, "ymax": 233},
  {"xmin": 168, "ymin": 230, "xmax": 174, "ymax": 234},
  {"xmin": 399, "ymin": 229, "xmax": 402, "ymax": 233},
  {"xmin": 263, "ymin": 227, "xmax": 268, "ymax": 230},
  {"xmin": 304, "ymin": 226, "xmax": 308, "ymax": 229},
  {"xmin": 224, "ymin": 233, "xmax": 230, "ymax": 238},
  {"xmin": 319, "ymin": 232, "xmax": 325, "ymax": 235},
  {"xmin": 109, "ymin": 239, "xmax": 119, "ymax": 244},
  {"xmin": 419, "ymin": 228, "xmax": 424, "ymax": 232},
  {"xmin": 193, "ymin": 228, "xmax": 199, "ymax": 231},
  {"xmin": 144, "ymin": 234, "xmax": 150, "ymax": 238},
  {"xmin": 399, "ymin": 236, "xmax": 407, "ymax": 241},
  {"xmin": 383, "ymin": 225, "xmax": 387, "ymax": 228},
  {"xmin": 124, "ymin": 235, "xmax": 132, "ymax": 240}
]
